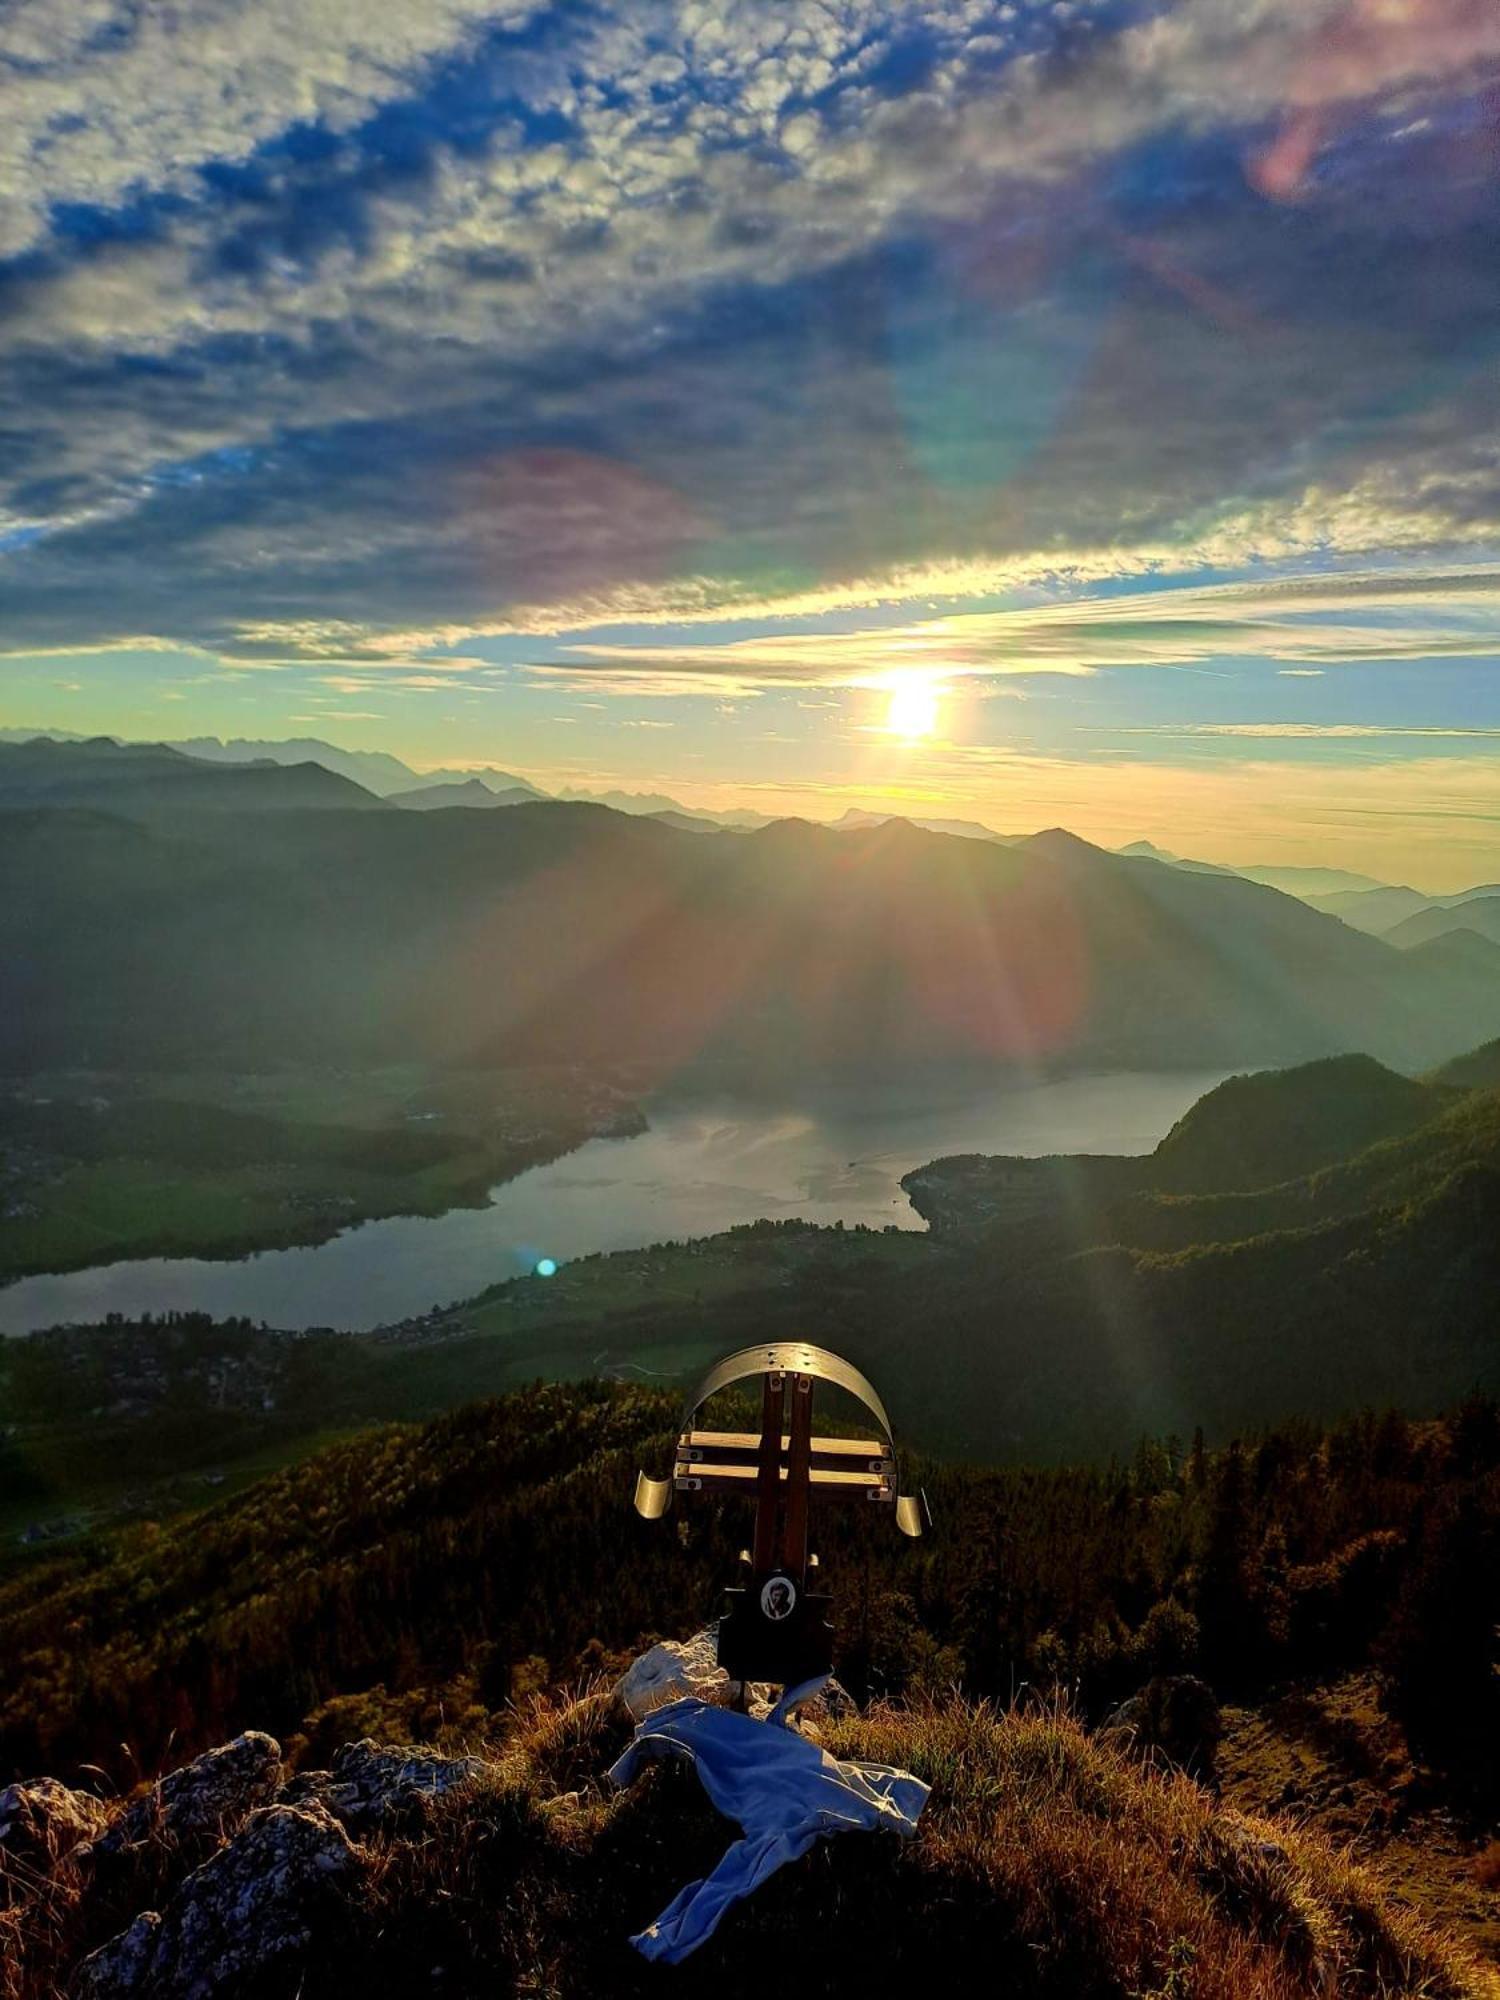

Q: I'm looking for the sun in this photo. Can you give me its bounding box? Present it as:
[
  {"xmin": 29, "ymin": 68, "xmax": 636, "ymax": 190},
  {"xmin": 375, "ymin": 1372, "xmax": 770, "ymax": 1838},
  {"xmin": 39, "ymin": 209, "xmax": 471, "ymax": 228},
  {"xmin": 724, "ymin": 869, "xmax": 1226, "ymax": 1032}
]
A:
[{"xmin": 883, "ymin": 674, "xmax": 941, "ymax": 741}]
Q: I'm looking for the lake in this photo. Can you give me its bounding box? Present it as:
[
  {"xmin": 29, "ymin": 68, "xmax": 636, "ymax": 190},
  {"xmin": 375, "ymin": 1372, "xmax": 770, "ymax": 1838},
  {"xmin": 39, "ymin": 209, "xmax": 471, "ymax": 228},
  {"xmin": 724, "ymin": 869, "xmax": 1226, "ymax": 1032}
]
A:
[{"xmin": 0, "ymin": 1070, "xmax": 1230, "ymax": 1336}]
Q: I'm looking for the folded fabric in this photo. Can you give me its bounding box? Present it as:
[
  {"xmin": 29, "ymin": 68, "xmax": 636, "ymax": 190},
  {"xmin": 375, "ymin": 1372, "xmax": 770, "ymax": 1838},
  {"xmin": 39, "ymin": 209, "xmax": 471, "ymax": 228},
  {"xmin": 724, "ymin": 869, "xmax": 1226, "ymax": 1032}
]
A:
[{"xmin": 607, "ymin": 1693, "xmax": 929, "ymax": 1962}]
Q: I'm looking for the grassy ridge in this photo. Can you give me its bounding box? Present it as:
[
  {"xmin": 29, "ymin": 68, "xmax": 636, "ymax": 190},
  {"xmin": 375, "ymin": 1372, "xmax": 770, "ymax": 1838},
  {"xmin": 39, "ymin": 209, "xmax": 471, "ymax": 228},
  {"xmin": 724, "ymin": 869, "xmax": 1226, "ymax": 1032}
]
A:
[
  {"xmin": 474, "ymin": 1692, "xmax": 1482, "ymax": 1999},
  {"xmin": 10, "ymin": 1690, "xmax": 1487, "ymax": 2000},
  {"xmin": 2, "ymin": 1390, "xmax": 1497, "ymax": 1997}
]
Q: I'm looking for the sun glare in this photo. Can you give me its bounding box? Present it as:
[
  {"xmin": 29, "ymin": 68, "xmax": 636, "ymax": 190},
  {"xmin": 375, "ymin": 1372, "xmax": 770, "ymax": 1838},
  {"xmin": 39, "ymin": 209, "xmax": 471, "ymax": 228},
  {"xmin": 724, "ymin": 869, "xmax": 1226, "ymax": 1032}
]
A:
[{"xmin": 883, "ymin": 675, "xmax": 941, "ymax": 741}]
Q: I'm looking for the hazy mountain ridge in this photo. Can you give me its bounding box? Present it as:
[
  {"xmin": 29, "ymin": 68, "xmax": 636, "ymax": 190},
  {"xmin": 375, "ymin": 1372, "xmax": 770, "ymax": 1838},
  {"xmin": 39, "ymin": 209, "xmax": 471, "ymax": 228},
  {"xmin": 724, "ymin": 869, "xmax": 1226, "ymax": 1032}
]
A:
[
  {"xmin": 0, "ymin": 726, "xmax": 737, "ymax": 822},
  {"xmin": 1385, "ymin": 897, "xmax": 1500, "ymax": 951},
  {"xmin": 161, "ymin": 735, "xmax": 542, "ymax": 801},
  {"xmin": 390, "ymin": 778, "xmax": 539, "ymax": 811},
  {"xmin": 1308, "ymin": 882, "xmax": 1500, "ymax": 940},
  {"xmin": 5, "ymin": 728, "xmax": 1499, "ymax": 903},
  {"xmin": 0, "ymin": 738, "xmax": 383, "ymax": 817},
  {"xmin": 1114, "ymin": 842, "xmax": 1392, "ymax": 898},
  {"xmin": 5, "ymin": 772, "xmax": 1499, "ymax": 1076}
]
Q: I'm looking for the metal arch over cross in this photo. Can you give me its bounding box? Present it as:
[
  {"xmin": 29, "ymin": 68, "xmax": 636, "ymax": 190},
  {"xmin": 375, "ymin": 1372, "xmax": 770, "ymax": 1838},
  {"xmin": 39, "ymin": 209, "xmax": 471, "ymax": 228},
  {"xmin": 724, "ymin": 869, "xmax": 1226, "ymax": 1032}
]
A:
[{"xmin": 633, "ymin": 1342, "xmax": 929, "ymax": 1687}]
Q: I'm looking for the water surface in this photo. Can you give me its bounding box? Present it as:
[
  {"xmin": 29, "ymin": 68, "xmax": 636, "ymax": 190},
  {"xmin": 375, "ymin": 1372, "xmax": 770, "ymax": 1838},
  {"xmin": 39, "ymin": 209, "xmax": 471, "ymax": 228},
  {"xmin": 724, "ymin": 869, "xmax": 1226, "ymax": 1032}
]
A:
[{"xmin": 0, "ymin": 1071, "xmax": 1229, "ymax": 1335}]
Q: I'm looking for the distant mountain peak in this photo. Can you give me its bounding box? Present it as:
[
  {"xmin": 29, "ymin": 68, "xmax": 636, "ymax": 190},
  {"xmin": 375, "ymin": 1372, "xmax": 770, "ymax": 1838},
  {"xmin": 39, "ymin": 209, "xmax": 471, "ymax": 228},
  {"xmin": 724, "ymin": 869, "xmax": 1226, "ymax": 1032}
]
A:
[{"xmin": 1025, "ymin": 826, "xmax": 1103, "ymax": 858}]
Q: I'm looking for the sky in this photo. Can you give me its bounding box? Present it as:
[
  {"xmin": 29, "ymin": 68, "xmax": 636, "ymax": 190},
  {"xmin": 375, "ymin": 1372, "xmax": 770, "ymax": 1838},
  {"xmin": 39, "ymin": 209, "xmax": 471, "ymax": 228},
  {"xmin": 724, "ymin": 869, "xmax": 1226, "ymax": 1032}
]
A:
[{"xmin": 2, "ymin": 0, "xmax": 1499, "ymax": 888}]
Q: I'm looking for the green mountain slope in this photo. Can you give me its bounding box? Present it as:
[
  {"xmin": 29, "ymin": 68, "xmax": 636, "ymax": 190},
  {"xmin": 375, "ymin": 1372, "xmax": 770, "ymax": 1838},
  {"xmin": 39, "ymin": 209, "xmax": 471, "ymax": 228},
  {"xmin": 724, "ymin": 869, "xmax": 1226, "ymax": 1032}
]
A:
[
  {"xmin": 892, "ymin": 1155, "xmax": 1500, "ymax": 1455},
  {"xmin": 904, "ymin": 1051, "xmax": 1471, "ymax": 1242},
  {"xmin": 899, "ymin": 1063, "xmax": 1500, "ymax": 1453},
  {"xmin": 3, "ymin": 1380, "xmax": 1497, "ymax": 1791},
  {"xmin": 1149, "ymin": 1054, "xmax": 1447, "ymax": 1192}
]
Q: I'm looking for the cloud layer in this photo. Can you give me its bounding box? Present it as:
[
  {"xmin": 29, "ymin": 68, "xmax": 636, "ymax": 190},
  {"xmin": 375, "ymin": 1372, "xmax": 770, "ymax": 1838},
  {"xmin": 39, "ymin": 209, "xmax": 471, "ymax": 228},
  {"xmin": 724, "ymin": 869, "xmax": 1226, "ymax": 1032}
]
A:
[
  {"xmin": 544, "ymin": 571, "xmax": 1500, "ymax": 692},
  {"xmin": 1, "ymin": 0, "xmax": 1499, "ymax": 666}
]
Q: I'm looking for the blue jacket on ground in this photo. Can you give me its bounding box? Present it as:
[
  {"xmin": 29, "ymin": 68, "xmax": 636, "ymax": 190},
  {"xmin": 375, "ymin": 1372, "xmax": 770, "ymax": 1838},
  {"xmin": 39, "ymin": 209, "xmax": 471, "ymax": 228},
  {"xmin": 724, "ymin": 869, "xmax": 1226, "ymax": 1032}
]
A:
[{"xmin": 607, "ymin": 1689, "xmax": 930, "ymax": 1962}]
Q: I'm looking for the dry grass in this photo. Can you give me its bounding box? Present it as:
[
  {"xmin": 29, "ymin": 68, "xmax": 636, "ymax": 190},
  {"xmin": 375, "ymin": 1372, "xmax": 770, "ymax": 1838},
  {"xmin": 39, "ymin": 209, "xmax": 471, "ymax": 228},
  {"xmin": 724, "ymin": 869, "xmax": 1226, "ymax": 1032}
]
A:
[
  {"xmin": 1, "ymin": 1800, "xmax": 92, "ymax": 2000},
  {"xmin": 4, "ymin": 1692, "xmax": 1494, "ymax": 1999},
  {"xmin": 338, "ymin": 1691, "xmax": 1496, "ymax": 2000}
]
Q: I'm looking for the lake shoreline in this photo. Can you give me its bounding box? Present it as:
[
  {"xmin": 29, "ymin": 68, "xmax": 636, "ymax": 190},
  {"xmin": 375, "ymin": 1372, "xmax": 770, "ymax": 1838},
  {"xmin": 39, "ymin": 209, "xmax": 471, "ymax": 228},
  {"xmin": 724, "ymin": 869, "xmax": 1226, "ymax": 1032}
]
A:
[
  {"xmin": 0, "ymin": 1070, "xmax": 1234, "ymax": 1338},
  {"xmin": 0, "ymin": 1066, "xmax": 649, "ymax": 1289},
  {"xmin": 0, "ymin": 1124, "xmax": 627, "ymax": 1288}
]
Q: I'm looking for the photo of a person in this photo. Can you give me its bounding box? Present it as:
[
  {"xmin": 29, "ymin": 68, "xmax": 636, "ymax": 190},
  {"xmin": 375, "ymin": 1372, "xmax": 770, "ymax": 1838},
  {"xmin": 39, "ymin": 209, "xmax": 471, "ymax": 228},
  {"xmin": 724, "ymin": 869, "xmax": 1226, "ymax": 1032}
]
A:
[{"xmin": 760, "ymin": 1576, "xmax": 796, "ymax": 1621}]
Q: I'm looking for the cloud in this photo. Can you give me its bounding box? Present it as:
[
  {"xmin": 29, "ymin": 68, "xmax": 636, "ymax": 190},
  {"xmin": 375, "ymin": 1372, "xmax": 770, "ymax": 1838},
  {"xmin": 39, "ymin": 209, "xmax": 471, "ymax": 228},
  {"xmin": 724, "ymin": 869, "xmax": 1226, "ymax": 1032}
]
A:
[
  {"xmin": 537, "ymin": 569, "xmax": 1500, "ymax": 691},
  {"xmin": 0, "ymin": 0, "xmax": 1498, "ymax": 665},
  {"xmin": 0, "ymin": 0, "xmax": 539, "ymax": 260}
]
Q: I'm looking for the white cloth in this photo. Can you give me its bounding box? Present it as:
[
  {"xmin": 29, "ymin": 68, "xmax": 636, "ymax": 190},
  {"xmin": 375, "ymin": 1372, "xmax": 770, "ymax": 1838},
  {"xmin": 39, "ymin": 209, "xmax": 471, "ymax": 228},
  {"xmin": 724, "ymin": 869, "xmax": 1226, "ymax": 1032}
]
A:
[{"xmin": 606, "ymin": 1692, "xmax": 929, "ymax": 1962}]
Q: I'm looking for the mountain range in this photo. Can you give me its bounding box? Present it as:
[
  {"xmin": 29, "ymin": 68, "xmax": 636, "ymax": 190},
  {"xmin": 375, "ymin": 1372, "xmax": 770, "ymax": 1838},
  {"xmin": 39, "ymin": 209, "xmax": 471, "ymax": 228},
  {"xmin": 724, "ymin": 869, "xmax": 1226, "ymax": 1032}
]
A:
[
  {"xmin": 167, "ymin": 734, "xmax": 544, "ymax": 801},
  {"xmin": 390, "ymin": 777, "xmax": 540, "ymax": 812},
  {"xmin": 0, "ymin": 736, "xmax": 381, "ymax": 816},
  {"xmin": 4, "ymin": 738, "xmax": 1500, "ymax": 1079},
  {"xmin": 7, "ymin": 728, "xmax": 1500, "ymax": 931},
  {"xmin": 1116, "ymin": 836, "xmax": 1500, "ymax": 952}
]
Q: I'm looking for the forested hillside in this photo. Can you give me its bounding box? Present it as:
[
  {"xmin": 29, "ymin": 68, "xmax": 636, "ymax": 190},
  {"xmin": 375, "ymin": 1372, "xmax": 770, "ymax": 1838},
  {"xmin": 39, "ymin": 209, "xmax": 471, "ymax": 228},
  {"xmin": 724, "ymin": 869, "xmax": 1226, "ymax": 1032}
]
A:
[
  {"xmin": 1433, "ymin": 1037, "xmax": 1500, "ymax": 1091},
  {"xmin": 3, "ymin": 1382, "xmax": 1497, "ymax": 1812}
]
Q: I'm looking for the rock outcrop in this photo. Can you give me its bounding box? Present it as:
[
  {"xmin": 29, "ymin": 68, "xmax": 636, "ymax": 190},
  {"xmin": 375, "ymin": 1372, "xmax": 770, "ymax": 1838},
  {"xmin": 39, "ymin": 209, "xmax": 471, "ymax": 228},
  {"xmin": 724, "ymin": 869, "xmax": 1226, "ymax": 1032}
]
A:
[
  {"xmin": 611, "ymin": 1627, "xmax": 858, "ymax": 1734},
  {"xmin": 78, "ymin": 1802, "xmax": 363, "ymax": 1998},
  {"xmin": 613, "ymin": 1626, "xmax": 801, "ymax": 1721},
  {"xmin": 0, "ymin": 1774, "xmax": 107, "ymax": 1864},
  {"xmin": 280, "ymin": 1738, "xmax": 486, "ymax": 1833},
  {"xmin": 613, "ymin": 1628, "xmax": 738, "ymax": 1719},
  {"xmin": 70, "ymin": 1735, "xmax": 497, "ymax": 1996},
  {"xmin": 89, "ymin": 1732, "xmax": 284, "ymax": 1858}
]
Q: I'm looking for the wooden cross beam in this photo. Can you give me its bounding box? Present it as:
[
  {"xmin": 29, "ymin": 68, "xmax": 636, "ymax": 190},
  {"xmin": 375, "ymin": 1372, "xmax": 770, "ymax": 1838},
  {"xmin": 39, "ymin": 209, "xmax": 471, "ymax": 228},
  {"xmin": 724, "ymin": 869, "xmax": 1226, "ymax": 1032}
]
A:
[{"xmin": 633, "ymin": 1341, "xmax": 927, "ymax": 1686}]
